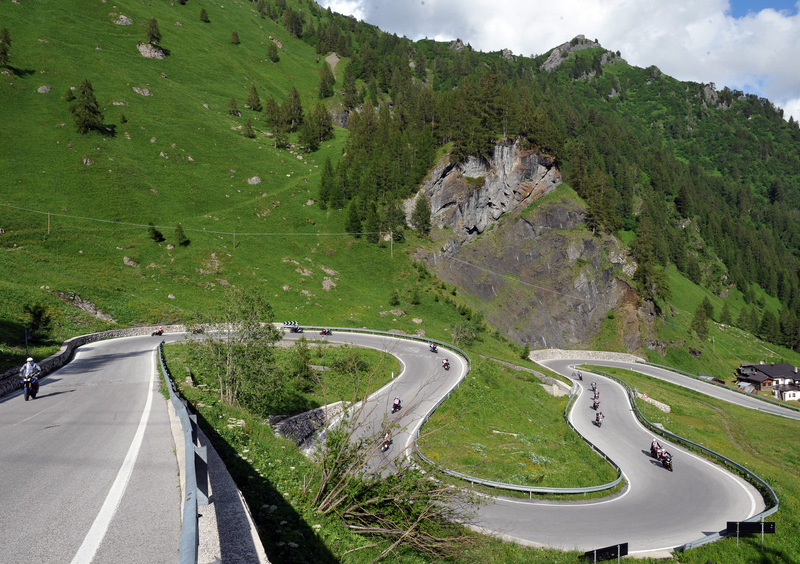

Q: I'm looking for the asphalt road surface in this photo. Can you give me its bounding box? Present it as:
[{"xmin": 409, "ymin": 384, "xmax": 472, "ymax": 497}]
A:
[
  {"xmin": 0, "ymin": 335, "xmax": 181, "ymax": 564},
  {"xmin": 2, "ymin": 330, "xmax": 783, "ymax": 561}
]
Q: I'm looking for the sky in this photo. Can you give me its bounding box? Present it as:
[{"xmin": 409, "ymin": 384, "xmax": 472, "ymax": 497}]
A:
[{"xmin": 318, "ymin": 0, "xmax": 800, "ymax": 122}]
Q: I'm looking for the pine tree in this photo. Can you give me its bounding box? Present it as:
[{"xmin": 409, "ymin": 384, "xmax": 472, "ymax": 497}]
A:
[
  {"xmin": 720, "ymin": 301, "xmax": 732, "ymax": 325},
  {"xmin": 267, "ymin": 42, "xmax": 279, "ymax": 63},
  {"xmin": 318, "ymin": 62, "xmax": 335, "ymax": 99},
  {"xmin": 242, "ymin": 118, "xmax": 256, "ymax": 138},
  {"xmin": 247, "ymin": 84, "xmax": 262, "ymax": 112},
  {"xmin": 691, "ymin": 303, "xmax": 709, "ymax": 340},
  {"xmin": 282, "ymin": 86, "xmax": 304, "ymax": 132},
  {"xmin": 146, "ymin": 18, "xmax": 162, "ymax": 45},
  {"xmin": 148, "ymin": 222, "xmax": 165, "ymax": 242},
  {"xmin": 299, "ymin": 118, "xmax": 319, "ymax": 152},
  {"xmin": 411, "ymin": 195, "xmax": 431, "ymax": 235},
  {"xmin": 69, "ymin": 79, "xmax": 104, "ymax": 134},
  {"xmin": 365, "ymin": 201, "xmax": 380, "ymax": 243},
  {"xmin": 317, "ymin": 157, "xmax": 334, "ymax": 209},
  {"xmin": 231, "ymin": 31, "xmax": 240, "ymax": 45},
  {"xmin": 0, "ymin": 28, "xmax": 11, "ymax": 68},
  {"xmin": 345, "ymin": 199, "xmax": 362, "ymax": 237},
  {"xmin": 228, "ymin": 97, "xmax": 240, "ymax": 116},
  {"xmin": 175, "ymin": 223, "xmax": 190, "ymax": 246},
  {"xmin": 342, "ymin": 62, "xmax": 358, "ymax": 109},
  {"xmin": 701, "ymin": 296, "xmax": 714, "ymax": 321},
  {"xmin": 200, "ymin": 8, "xmax": 210, "ymax": 23}
]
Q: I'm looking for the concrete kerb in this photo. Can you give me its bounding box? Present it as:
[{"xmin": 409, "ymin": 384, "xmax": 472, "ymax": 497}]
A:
[{"xmin": 0, "ymin": 325, "xmax": 186, "ymax": 398}]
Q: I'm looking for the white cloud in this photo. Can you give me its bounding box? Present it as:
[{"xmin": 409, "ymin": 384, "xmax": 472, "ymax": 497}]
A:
[{"xmin": 320, "ymin": 0, "xmax": 800, "ymax": 121}]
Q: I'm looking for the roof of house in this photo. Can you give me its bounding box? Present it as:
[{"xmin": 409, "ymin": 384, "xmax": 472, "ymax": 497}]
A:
[{"xmin": 739, "ymin": 362, "xmax": 799, "ymax": 379}]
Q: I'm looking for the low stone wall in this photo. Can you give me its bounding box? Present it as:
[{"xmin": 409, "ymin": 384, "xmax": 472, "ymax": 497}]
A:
[
  {"xmin": 528, "ymin": 348, "xmax": 645, "ymax": 364},
  {"xmin": 635, "ymin": 392, "xmax": 671, "ymax": 413},
  {"xmin": 0, "ymin": 325, "xmax": 186, "ymax": 397}
]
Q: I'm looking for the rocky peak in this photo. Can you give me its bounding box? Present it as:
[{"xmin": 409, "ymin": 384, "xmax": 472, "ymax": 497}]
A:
[{"xmin": 540, "ymin": 35, "xmax": 619, "ymax": 72}]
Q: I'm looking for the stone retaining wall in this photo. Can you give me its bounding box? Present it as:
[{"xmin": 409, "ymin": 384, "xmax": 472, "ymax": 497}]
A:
[
  {"xmin": 0, "ymin": 325, "xmax": 186, "ymax": 397},
  {"xmin": 528, "ymin": 348, "xmax": 645, "ymax": 364}
]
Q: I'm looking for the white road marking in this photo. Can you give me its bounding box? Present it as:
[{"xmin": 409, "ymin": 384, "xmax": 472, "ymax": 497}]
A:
[{"xmin": 70, "ymin": 355, "xmax": 155, "ymax": 564}]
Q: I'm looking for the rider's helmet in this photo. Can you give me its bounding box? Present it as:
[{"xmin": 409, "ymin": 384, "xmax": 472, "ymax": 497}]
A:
[{"xmin": 27, "ymin": 357, "xmax": 33, "ymax": 362}]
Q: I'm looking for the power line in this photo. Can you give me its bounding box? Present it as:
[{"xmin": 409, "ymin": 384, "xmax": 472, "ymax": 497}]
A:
[{"xmin": 0, "ymin": 202, "xmax": 375, "ymax": 237}]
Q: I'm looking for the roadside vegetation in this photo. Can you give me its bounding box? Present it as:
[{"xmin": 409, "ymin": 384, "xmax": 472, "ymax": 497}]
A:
[
  {"xmin": 582, "ymin": 365, "xmax": 799, "ymax": 564},
  {"xmin": 3, "ymin": 1, "xmax": 800, "ymax": 562}
]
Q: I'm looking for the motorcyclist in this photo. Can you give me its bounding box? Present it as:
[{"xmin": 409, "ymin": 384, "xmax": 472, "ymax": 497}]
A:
[
  {"xmin": 442, "ymin": 358, "xmax": 449, "ymax": 368},
  {"xmin": 593, "ymin": 398, "xmax": 600, "ymax": 409},
  {"xmin": 392, "ymin": 397, "xmax": 402, "ymax": 411},
  {"xmin": 594, "ymin": 390, "xmax": 599, "ymax": 400},
  {"xmin": 591, "ymin": 381, "xmax": 596, "ymax": 391},
  {"xmin": 429, "ymin": 343, "xmax": 437, "ymax": 352},
  {"xmin": 20, "ymin": 357, "xmax": 41, "ymax": 395},
  {"xmin": 577, "ymin": 371, "xmax": 582, "ymax": 380},
  {"xmin": 596, "ymin": 412, "xmax": 604, "ymax": 425}
]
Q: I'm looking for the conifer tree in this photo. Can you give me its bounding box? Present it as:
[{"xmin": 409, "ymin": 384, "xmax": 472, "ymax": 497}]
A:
[
  {"xmin": 317, "ymin": 157, "xmax": 334, "ymax": 209},
  {"xmin": 175, "ymin": 223, "xmax": 190, "ymax": 246},
  {"xmin": 720, "ymin": 301, "xmax": 732, "ymax": 325},
  {"xmin": 69, "ymin": 79, "xmax": 104, "ymax": 134},
  {"xmin": 242, "ymin": 118, "xmax": 256, "ymax": 138},
  {"xmin": 342, "ymin": 62, "xmax": 358, "ymax": 110},
  {"xmin": 690, "ymin": 302, "xmax": 709, "ymax": 340},
  {"xmin": 148, "ymin": 222, "xmax": 165, "ymax": 242},
  {"xmin": 411, "ymin": 195, "xmax": 431, "ymax": 235},
  {"xmin": 365, "ymin": 201, "xmax": 380, "ymax": 243},
  {"xmin": 267, "ymin": 42, "xmax": 279, "ymax": 63},
  {"xmin": 264, "ymin": 95, "xmax": 280, "ymax": 128},
  {"xmin": 146, "ymin": 18, "xmax": 162, "ymax": 45},
  {"xmin": 200, "ymin": 8, "xmax": 210, "ymax": 22},
  {"xmin": 228, "ymin": 97, "xmax": 240, "ymax": 116},
  {"xmin": 231, "ymin": 31, "xmax": 240, "ymax": 45},
  {"xmin": 247, "ymin": 84, "xmax": 262, "ymax": 112},
  {"xmin": 0, "ymin": 28, "xmax": 11, "ymax": 68},
  {"xmin": 345, "ymin": 199, "xmax": 362, "ymax": 237},
  {"xmin": 318, "ymin": 62, "xmax": 335, "ymax": 99},
  {"xmin": 701, "ymin": 296, "xmax": 714, "ymax": 321},
  {"xmin": 299, "ymin": 118, "xmax": 319, "ymax": 153},
  {"xmin": 282, "ymin": 86, "xmax": 303, "ymax": 132}
]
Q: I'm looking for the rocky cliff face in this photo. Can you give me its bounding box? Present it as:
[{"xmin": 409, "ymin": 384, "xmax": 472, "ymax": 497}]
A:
[
  {"xmin": 419, "ymin": 140, "xmax": 561, "ymax": 242},
  {"xmin": 416, "ymin": 141, "xmax": 647, "ymax": 351}
]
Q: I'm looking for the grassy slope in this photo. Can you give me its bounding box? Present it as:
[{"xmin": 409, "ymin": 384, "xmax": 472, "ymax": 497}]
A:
[
  {"xmin": 588, "ymin": 365, "xmax": 800, "ymax": 564},
  {"xmin": 0, "ymin": 1, "xmax": 474, "ymax": 368},
  {"xmin": 4, "ymin": 3, "xmax": 800, "ymax": 562}
]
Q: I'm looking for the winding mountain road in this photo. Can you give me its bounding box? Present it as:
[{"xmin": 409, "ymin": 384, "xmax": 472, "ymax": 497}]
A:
[{"xmin": 1, "ymin": 331, "xmax": 789, "ymax": 561}]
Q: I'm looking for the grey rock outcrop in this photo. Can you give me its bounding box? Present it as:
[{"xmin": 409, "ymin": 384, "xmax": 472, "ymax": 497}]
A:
[
  {"xmin": 137, "ymin": 42, "xmax": 165, "ymax": 59},
  {"xmin": 418, "ymin": 140, "xmax": 561, "ymax": 243},
  {"xmin": 418, "ymin": 140, "xmax": 646, "ymax": 352},
  {"xmin": 540, "ymin": 35, "xmax": 622, "ymax": 72}
]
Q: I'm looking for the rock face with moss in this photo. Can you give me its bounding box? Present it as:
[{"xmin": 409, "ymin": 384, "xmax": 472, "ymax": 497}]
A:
[
  {"xmin": 420, "ymin": 140, "xmax": 561, "ymax": 242},
  {"xmin": 420, "ymin": 141, "xmax": 647, "ymax": 351}
]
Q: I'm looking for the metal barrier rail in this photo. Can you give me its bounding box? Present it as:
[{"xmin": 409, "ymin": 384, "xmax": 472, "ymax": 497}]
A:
[
  {"xmin": 587, "ymin": 367, "xmax": 779, "ymax": 551},
  {"xmin": 640, "ymin": 361, "xmax": 800, "ymax": 414},
  {"xmin": 158, "ymin": 342, "xmax": 209, "ymax": 564},
  {"xmin": 301, "ymin": 327, "xmax": 624, "ymax": 495}
]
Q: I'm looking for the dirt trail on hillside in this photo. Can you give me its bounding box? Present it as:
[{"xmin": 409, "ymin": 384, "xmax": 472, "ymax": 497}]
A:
[{"xmin": 325, "ymin": 52, "xmax": 340, "ymax": 79}]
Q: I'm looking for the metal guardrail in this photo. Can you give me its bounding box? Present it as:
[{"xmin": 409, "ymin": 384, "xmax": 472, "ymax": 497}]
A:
[
  {"xmin": 302, "ymin": 327, "xmax": 624, "ymax": 495},
  {"xmin": 158, "ymin": 342, "xmax": 209, "ymax": 564},
  {"xmin": 640, "ymin": 361, "xmax": 800, "ymax": 414},
  {"xmin": 588, "ymin": 367, "xmax": 779, "ymax": 551}
]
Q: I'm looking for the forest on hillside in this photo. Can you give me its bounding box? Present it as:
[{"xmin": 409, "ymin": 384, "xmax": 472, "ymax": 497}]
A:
[{"xmin": 261, "ymin": 0, "xmax": 800, "ymax": 352}]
